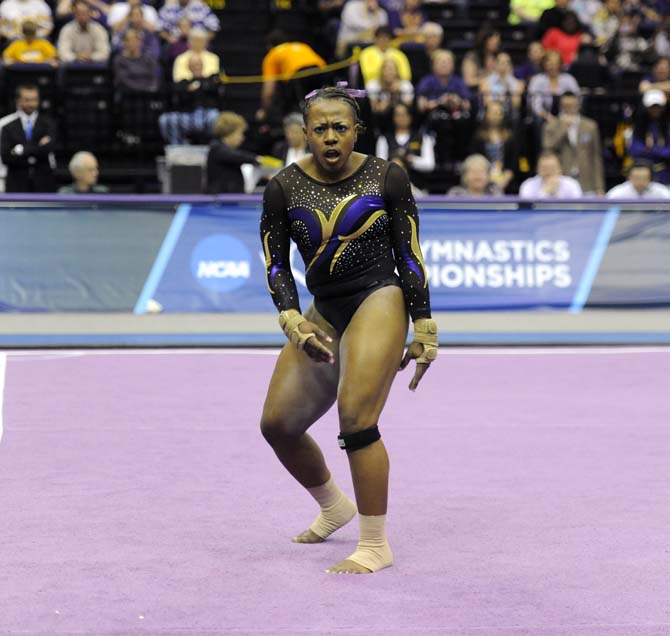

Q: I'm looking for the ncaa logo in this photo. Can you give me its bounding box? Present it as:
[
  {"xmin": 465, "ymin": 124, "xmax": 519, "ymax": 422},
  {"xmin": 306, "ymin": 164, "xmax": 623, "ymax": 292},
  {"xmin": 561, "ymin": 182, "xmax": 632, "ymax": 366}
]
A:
[{"xmin": 191, "ymin": 234, "xmax": 251, "ymax": 292}]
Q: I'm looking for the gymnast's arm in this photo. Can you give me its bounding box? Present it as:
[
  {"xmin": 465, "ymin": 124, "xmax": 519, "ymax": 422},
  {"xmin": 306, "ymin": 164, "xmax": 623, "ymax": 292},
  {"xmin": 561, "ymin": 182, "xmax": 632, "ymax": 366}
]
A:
[
  {"xmin": 260, "ymin": 178, "xmax": 334, "ymax": 363},
  {"xmin": 260, "ymin": 178, "xmax": 301, "ymax": 313},
  {"xmin": 384, "ymin": 162, "xmax": 432, "ymax": 321},
  {"xmin": 384, "ymin": 162, "xmax": 438, "ymax": 389}
]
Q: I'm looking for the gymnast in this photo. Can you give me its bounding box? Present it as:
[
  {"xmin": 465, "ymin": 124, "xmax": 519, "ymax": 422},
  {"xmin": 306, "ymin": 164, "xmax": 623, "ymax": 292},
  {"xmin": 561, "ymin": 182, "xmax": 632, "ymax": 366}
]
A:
[{"xmin": 259, "ymin": 84, "xmax": 437, "ymax": 574}]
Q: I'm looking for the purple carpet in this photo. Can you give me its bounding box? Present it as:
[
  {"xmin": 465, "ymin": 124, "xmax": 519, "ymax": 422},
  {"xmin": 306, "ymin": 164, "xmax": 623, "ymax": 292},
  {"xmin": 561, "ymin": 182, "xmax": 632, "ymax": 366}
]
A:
[{"xmin": 0, "ymin": 348, "xmax": 669, "ymax": 636}]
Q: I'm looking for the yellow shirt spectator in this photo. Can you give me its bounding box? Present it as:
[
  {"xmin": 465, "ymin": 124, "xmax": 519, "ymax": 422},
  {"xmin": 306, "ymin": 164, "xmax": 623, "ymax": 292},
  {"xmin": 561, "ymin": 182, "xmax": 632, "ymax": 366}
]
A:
[
  {"xmin": 508, "ymin": 0, "xmax": 554, "ymax": 25},
  {"xmin": 261, "ymin": 42, "xmax": 325, "ymax": 79},
  {"xmin": 3, "ymin": 37, "xmax": 57, "ymax": 64},
  {"xmin": 359, "ymin": 45, "xmax": 411, "ymax": 85}
]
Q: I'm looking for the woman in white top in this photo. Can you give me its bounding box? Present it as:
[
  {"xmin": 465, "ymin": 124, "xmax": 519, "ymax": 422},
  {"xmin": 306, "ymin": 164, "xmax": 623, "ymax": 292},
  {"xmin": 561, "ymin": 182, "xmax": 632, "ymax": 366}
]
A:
[
  {"xmin": 527, "ymin": 50, "xmax": 580, "ymax": 121},
  {"xmin": 336, "ymin": 0, "xmax": 388, "ymax": 58},
  {"xmin": 375, "ymin": 102, "xmax": 435, "ymax": 173}
]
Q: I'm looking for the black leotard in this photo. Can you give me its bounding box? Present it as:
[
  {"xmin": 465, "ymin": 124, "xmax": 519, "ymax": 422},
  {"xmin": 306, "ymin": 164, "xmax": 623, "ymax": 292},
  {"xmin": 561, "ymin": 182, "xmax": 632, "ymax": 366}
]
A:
[{"xmin": 260, "ymin": 155, "xmax": 431, "ymax": 332}]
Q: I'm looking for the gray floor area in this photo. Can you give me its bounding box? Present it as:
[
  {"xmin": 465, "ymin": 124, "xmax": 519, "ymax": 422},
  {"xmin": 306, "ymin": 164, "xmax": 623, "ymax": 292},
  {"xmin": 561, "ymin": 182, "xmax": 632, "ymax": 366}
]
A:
[{"xmin": 0, "ymin": 310, "xmax": 669, "ymax": 346}]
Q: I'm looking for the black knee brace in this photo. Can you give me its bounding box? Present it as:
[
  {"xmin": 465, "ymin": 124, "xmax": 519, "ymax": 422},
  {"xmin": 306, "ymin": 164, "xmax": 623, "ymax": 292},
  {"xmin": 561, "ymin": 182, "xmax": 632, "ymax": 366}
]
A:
[{"xmin": 338, "ymin": 425, "xmax": 381, "ymax": 451}]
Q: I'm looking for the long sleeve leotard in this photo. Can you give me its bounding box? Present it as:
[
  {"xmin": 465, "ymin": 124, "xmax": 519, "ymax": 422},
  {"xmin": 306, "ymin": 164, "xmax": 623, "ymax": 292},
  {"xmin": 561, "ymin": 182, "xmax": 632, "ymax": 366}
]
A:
[{"xmin": 260, "ymin": 155, "xmax": 431, "ymax": 321}]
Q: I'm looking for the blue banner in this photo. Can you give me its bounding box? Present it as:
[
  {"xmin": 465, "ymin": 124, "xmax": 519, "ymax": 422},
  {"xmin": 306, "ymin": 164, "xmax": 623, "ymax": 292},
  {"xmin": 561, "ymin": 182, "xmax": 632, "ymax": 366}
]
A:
[
  {"xmin": 418, "ymin": 207, "xmax": 618, "ymax": 311},
  {"xmin": 144, "ymin": 204, "xmax": 618, "ymax": 313}
]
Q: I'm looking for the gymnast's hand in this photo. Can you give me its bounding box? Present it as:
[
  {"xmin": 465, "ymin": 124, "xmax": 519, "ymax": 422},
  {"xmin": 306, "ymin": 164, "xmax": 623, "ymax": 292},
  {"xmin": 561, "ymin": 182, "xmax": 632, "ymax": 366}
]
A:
[
  {"xmin": 278, "ymin": 309, "xmax": 334, "ymax": 364},
  {"xmin": 298, "ymin": 320, "xmax": 335, "ymax": 364},
  {"xmin": 399, "ymin": 318, "xmax": 438, "ymax": 391}
]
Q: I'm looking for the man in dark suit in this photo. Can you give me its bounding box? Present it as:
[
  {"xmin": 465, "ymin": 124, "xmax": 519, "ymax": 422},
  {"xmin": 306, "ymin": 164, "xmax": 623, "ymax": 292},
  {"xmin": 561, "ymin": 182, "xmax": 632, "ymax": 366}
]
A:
[{"xmin": 0, "ymin": 84, "xmax": 56, "ymax": 192}]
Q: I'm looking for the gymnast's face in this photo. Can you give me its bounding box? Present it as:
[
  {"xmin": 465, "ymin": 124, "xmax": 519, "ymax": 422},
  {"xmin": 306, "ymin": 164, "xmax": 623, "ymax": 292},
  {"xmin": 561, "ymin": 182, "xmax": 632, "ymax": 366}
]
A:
[{"xmin": 304, "ymin": 100, "xmax": 358, "ymax": 176}]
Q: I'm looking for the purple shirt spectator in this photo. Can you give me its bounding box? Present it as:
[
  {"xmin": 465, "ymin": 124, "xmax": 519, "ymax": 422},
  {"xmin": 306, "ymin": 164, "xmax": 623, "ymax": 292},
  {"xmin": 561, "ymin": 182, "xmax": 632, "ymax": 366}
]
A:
[{"xmin": 416, "ymin": 74, "xmax": 471, "ymax": 101}]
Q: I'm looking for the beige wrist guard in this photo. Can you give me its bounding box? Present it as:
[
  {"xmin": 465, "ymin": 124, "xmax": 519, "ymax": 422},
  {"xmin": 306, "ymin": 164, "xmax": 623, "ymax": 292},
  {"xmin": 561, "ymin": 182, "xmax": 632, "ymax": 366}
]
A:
[
  {"xmin": 412, "ymin": 318, "xmax": 438, "ymax": 364},
  {"xmin": 278, "ymin": 309, "xmax": 316, "ymax": 350}
]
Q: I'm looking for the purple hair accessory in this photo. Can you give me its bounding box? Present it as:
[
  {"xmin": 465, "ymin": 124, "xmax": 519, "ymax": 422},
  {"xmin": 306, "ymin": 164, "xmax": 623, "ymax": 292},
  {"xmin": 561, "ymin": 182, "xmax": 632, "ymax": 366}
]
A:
[{"xmin": 304, "ymin": 81, "xmax": 366, "ymax": 101}]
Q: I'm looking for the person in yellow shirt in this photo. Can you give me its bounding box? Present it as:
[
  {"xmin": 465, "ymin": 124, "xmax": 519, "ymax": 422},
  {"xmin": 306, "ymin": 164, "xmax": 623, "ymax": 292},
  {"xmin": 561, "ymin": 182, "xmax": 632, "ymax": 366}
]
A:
[
  {"xmin": 359, "ymin": 26, "xmax": 411, "ymax": 86},
  {"xmin": 257, "ymin": 30, "xmax": 326, "ymax": 123},
  {"xmin": 2, "ymin": 20, "xmax": 58, "ymax": 65},
  {"xmin": 508, "ymin": 0, "xmax": 555, "ymax": 26}
]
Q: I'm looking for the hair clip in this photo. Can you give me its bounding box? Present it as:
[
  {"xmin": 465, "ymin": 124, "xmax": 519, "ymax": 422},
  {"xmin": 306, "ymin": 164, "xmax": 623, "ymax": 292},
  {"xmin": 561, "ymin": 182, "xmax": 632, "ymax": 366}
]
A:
[{"xmin": 304, "ymin": 81, "xmax": 366, "ymax": 101}]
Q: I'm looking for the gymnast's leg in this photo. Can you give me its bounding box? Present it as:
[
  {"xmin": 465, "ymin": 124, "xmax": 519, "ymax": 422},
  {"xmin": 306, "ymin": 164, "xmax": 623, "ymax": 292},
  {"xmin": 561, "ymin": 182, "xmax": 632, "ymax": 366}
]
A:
[
  {"xmin": 260, "ymin": 304, "xmax": 357, "ymax": 543},
  {"xmin": 327, "ymin": 285, "xmax": 408, "ymax": 573}
]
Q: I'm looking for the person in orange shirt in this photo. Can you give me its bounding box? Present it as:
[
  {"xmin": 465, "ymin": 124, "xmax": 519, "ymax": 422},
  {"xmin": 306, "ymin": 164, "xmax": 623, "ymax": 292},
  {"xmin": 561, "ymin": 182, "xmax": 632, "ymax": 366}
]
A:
[
  {"xmin": 2, "ymin": 20, "xmax": 58, "ymax": 65},
  {"xmin": 257, "ymin": 29, "xmax": 326, "ymax": 124}
]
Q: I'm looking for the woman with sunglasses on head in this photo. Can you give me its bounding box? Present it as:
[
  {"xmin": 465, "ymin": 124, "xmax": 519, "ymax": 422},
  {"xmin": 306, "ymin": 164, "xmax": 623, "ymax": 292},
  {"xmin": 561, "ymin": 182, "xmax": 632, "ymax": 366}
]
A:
[{"xmin": 259, "ymin": 84, "xmax": 437, "ymax": 574}]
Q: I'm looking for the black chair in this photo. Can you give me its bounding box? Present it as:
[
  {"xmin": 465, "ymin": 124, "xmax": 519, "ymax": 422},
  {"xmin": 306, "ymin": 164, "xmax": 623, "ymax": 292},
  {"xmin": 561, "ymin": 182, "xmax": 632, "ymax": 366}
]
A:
[{"xmin": 60, "ymin": 63, "xmax": 113, "ymax": 153}]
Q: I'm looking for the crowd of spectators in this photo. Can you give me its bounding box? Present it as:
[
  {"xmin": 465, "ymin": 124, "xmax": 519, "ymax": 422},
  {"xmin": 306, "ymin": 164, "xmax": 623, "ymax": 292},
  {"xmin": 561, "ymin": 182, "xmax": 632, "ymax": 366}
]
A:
[{"xmin": 2, "ymin": 0, "xmax": 670, "ymax": 197}]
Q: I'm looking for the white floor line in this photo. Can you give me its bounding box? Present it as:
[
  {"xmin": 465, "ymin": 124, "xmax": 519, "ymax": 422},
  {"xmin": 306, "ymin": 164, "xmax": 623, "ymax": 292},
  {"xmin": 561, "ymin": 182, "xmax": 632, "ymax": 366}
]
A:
[
  {"xmin": 2, "ymin": 346, "xmax": 669, "ymax": 361},
  {"xmin": 0, "ymin": 353, "xmax": 6, "ymax": 445}
]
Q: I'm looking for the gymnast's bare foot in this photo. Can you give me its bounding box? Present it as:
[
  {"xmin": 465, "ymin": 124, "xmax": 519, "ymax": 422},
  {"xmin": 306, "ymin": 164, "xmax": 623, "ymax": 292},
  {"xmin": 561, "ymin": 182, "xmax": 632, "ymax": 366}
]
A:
[{"xmin": 325, "ymin": 559, "xmax": 373, "ymax": 574}]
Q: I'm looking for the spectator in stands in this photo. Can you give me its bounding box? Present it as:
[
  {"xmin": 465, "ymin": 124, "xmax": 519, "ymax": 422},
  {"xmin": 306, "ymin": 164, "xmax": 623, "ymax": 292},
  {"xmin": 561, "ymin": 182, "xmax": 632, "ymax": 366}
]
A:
[
  {"xmin": 448, "ymin": 154, "xmax": 502, "ymax": 197},
  {"xmin": 515, "ymin": 41, "xmax": 544, "ymax": 83},
  {"xmin": 112, "ymin": 5, "xmax": 160, "ymax": 58},
  {"xmin": 571, "ymin": 0, "xmax": 602, "ymax": 27},
  {"xmin": 542, "ymin": 91, "xmax": 604, "ymax": 195},
  {"xmin": 605, "ymin": 10, "xmax": 652, "ymax": 72},
  {"xmin": 59, "ymin": 150, "xmax": 109, "ymax": 193},
  {"xmin": 541, "ymin": 10, "xmax": 591, "ymax": 66},
  {"xmin": 0, "ymin": 0, "xmax": 52, "ymax": 40},
  {"xmin": 468, "ymin": 100, "xmax": 517, "ymax": 193},
  {"xmin": 420, "ymin": 20, "xmax": 442, "ymax": 57},
  {"xmin": 592, "ymin": 0, "xmax": 621, "ymax": 47},
  {"xmin": 257, "ymin": 30, "xmax": 325, "ymax": 124},
  {"xmin": 367, "ymin": 57, "xmax": 414, "ymax": 130},
  {"xmin": 272, "ymin": 112, "xmax": 309, "ymax": 167},
  {"xmin": 630, "ymin": 88, "xmax": 670, "ymax": 184},
  {"xmin": 166, "ymin": 16, "xmax": 190, "ymax": 64},
  {"xmin": 113, "ymin": 27, "xmax": 159, "ymax": 93},
  {"xmin": 159, "ymin": 54, "xmax": 220, "ymax": 144},
  {"xmin": 460, "ymin": 25, "xmax": 500, "ymax": 98},
  {"xmin": 607, "ymin": 158, "xmax": 670, "ymax": 198},
  {"xmin": 0, "ymin": 84, "xmax": 56, "ymax": 192},
  {"xmin": 108, "ymin": 0, "xmax": 158, "ymax": 34},
  {"xmin": 519, "ymin": 150, "xmax": 583, "ymax": 198},
  {"xmin": 418, "ymin": 48, "xmax": 472, "ymax": 163},
  {"xmin": 654, "ymin": 16, "xmax": 670, "ymax": 59},
  {"xmin": 375, "ymin": 102, "xmax": 435, "ymax": 173},
  {"xmin": 526, "ymin": 49, "xmax": 580, "ymax": 121},
  {"xmin": 508, "ymin": 0, "xmax": 553, "ymax": 26},
  {"xmin": 388, "ymin": 0, "xmax": 425, "ymax": 41},
  {"xmin": 336, "ymin": 0, "xmax": 389, "ymax": 58},
  {"xmin": 159, "ymin": 0, "xmax": 219, "ymax": 45},
  {"xmin": 56, "ymin": 0, "xmax": 109, "ymax": 25},
  {"xmin": 481, "ymin": 52, "xmax": 524, "ymax": 116},
  {"xmin": 406, "ymin": 20, "xmax": 442, "ymax": 81},
  {"xmin": 359, "ymin": 25, "xmax": 411, "ymax": 85},
  {"xmin": 172, "ymin": 26, "xmax": 219, "ymax": 81},
  {"xmin": 640, "ymin": 56, "xmax": 670, "ymax": 94},
  {"xmin": 206, "ymin": 112, "xmax": 276, "ymax": 193},
  {"xmin": 2, "ymin": 19, "xmax": 57, "ymax": 65},
  {"xmin": 57, "ymin": 0, "xmax": 110, "ymax": 63},
  {"xmin": 536, "ymin": 0, "xmax": 581, "ymax": 40},
  {"xmin": 636, "ymin": 1, "xmax": 662, "ymax": 32},
  {"xmin": 417, "ymin": 49, "xmax": 471, "ymax": 115}
]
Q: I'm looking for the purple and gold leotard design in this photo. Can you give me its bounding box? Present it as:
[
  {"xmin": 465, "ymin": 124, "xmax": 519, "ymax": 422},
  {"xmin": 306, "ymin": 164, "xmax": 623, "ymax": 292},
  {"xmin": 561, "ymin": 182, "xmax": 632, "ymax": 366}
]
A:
[{"xmin": 261, "ymin": 156, "xmax": 431, "ymax": 327}]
